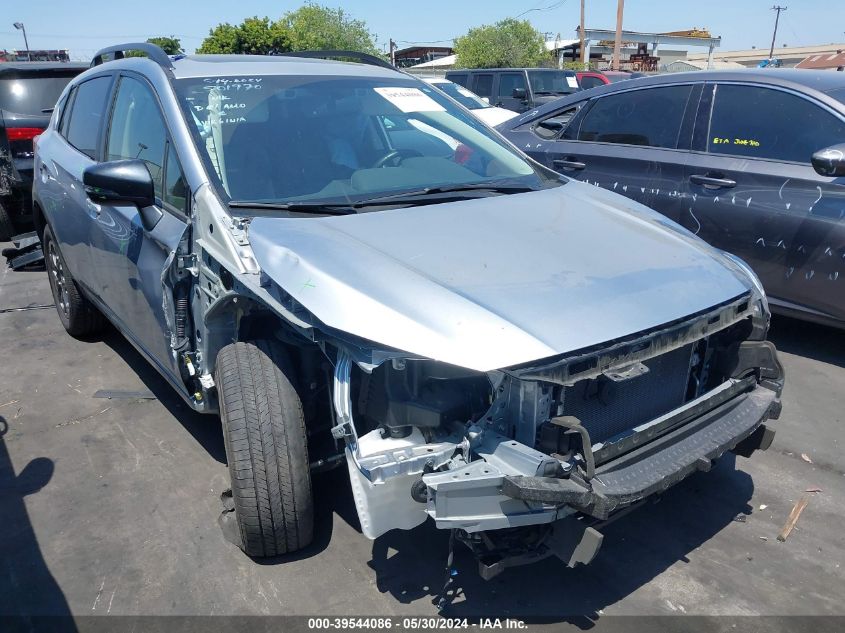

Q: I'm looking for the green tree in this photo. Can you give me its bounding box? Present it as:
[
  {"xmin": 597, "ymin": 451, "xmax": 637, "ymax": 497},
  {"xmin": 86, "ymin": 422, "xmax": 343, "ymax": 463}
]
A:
[
  {"xmin": 197, "ymin": 17, "xmax": 290, "ymax": 55},
  {"xmin": 282, "ymin": 3, "xmax": 378, "ymax": 55},
  {"xmin": 454, "ymin": 18, "xmax": 549, "ymax": 68},
  {"xmin": 197, "ymin": 4, "xmax": 378, "ymax": 57},
  {"xmin": 146, "ymin": 36, "xmax": 183, "ymax": 55}
]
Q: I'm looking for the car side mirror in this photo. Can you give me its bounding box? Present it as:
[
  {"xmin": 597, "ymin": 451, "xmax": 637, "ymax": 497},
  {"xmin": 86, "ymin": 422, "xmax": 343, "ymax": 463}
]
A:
[
  {"xmin": 512, "ymin": 87, "xmax": 527, "ymax": 100},
  {"xmin": 84, "ymin": 159, "xmax": 162, "ymax": 231},
  {"xmin": 84, "ymin": 159, "xmax": 156, "ymax": 207},
  {"xmin": 812, "ymin": 144, "xmax": 845, "ymax": 177}
]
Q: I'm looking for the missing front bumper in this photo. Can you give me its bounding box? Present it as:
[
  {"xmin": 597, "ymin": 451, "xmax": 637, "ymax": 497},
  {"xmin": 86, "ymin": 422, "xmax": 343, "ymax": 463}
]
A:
[{"xmin": 425, "ymin": 384, "xmax": 779, "ymax": 529}]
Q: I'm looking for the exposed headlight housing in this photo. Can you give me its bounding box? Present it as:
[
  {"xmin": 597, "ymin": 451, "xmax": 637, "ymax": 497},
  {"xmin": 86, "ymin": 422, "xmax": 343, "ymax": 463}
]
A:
[{"xmin": 722, "ymin": 252, "xmax": 770, "ymax": 340}]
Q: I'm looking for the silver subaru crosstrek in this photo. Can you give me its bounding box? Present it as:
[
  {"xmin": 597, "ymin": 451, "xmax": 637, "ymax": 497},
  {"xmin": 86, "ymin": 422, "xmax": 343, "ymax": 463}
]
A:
[{"xmin": 32, "ymin": 43, "xmax": 783, "ymax": 578}]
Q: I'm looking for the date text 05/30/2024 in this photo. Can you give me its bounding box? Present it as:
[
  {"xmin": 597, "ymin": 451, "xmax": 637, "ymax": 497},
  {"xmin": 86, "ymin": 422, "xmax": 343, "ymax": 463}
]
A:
[{"xmin": 307, "ymin": 618, "xmax": 528, "ymax": 630}]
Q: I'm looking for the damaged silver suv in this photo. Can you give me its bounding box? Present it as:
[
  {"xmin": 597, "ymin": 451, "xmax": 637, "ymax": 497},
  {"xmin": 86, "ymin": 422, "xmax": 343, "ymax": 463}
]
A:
[{"xmin": 33, "ymin": 44, "xmax": 784, "ymax": 576}]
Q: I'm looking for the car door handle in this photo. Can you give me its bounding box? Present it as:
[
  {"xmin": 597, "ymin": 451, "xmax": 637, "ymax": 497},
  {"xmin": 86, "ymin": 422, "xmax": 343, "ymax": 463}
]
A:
[
  {"xmin": 690, "ymin": 174, "xmax": 736, "ymax": 189},
  {"xmin": 553, "ymin": 159, "xmax": 586, "ymax": 171}
]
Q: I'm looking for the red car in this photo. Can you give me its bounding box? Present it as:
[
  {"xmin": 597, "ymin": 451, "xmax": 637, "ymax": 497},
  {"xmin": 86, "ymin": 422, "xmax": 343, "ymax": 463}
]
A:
[
  {"xmin": 576, "ymin": 71, "xmax": 610, "ymax": 89},
  {"xmin": 576, "ymin": 70, "xmax": 646, "ymax": 90}
]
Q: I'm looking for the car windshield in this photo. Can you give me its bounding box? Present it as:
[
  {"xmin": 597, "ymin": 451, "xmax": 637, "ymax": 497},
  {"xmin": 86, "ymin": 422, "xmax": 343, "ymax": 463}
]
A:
[
  {"xmin": 175, "ymin": 74, "xmax": 550, "ymax": 207},
  {"xmin": 527, "ymin": 70, "xmax": 579, "ymax": 95},
  {"xmin": 430, "ymin": 81, "xmax": 490, "ymax": 110},
  {"xmin": 0, "ymin": 72, "xmax": 79, "ymax": 115}
]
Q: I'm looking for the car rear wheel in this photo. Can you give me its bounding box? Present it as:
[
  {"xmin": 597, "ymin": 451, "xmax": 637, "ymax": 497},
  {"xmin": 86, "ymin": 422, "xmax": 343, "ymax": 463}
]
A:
[
  {"xmin": 43, "ymin": 224, "xmax": 106, "ymax": 337},
  {"xmin": 0, "ymin": 201, "xmax": 14, "ymax": 242},
  {"xmin": 216, "ymin": 340, "xmax": 314, "ymax": 557}
]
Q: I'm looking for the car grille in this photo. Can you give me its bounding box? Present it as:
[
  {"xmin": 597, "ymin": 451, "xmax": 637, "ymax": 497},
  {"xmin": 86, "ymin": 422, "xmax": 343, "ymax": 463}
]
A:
[{"xmin": 560, "ymin": 344, "xmax": 694, "ymax": 444}]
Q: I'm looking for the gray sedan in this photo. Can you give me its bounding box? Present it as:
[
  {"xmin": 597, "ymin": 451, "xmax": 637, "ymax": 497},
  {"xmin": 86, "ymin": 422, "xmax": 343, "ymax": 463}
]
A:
[{"xmin": 498, "ymin": 69, "xmax": 845, "ymax": 329}]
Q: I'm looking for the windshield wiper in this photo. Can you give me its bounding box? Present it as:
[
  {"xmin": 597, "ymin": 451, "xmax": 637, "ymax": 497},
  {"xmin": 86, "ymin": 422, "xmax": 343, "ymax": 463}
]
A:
[
  {"xmin": 228, "ymin": 201, "xmax": 356, "ymax": 215},
  {"xmin": 352, "ymin": 183, "xmax": 538, "ymax": 207}
]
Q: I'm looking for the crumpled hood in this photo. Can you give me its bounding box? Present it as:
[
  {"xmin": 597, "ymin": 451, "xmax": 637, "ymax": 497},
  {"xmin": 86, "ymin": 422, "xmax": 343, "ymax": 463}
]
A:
[{"xmin": 248, "ymin": 182, "xmax": 754, "ymax": 371}]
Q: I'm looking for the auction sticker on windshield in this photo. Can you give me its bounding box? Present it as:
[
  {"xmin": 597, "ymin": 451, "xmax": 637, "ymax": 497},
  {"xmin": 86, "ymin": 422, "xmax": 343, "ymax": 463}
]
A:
[
  {"xmin": 566, "ymin": 76, "xmax": 578, "ymax": 88},
  {"xmin": 374, "ymin": 87, "xmax": 446, "ymax": 112}
]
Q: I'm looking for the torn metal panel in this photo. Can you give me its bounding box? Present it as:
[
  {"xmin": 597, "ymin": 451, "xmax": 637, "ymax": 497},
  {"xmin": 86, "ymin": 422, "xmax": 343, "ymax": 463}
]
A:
[
  {"xmin": 2, "ymin": 231, "xmax": 44, "ymax": 270},
  {"xmin": 510, "ymin": 293, "xmax": 755, "ymax": 386}
]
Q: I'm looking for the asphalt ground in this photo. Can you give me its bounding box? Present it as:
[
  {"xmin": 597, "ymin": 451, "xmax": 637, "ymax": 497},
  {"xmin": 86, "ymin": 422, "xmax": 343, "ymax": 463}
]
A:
[{"xmin": 1, "ymin": 242, "xmax": 843, "ymax": 629}]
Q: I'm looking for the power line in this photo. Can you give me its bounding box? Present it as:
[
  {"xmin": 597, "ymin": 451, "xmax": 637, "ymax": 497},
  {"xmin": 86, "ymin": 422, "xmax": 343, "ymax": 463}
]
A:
[{"xmin": 515, "ymin": 0, "xmax": 571, "ymax": 19}]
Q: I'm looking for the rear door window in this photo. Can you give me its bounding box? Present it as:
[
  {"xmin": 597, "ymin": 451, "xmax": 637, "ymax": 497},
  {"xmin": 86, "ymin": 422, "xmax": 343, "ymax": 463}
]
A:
[
  {"xmin": 64, "ymin": 76, "xmax": 112, "ymax": 159},
  {"xmin": 58, "ymin": 87, "xmax": 76, "ymax": 136},
  {"xmin": 577, "ymin": 85, "xmax": 693, "ymax": 148},
  {"xmin": 707, "ymin": 84, "xmax": 845, "ymax": 163},
  {"xmin": 473, "ymin": 74, "xmax": 494, "ymax": 99}
]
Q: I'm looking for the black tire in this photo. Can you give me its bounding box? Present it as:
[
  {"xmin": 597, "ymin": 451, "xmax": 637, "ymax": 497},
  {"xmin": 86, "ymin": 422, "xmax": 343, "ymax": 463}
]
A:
[
  {"xmin": 42, "ymin": 224, "xmax": 106, "ymax": 337},
  {"xmin": 216, "ymin": 340, "xmax": 314, "ymax": 557},
  {"xmin": 0, "ymin": 200, "xmax": 14, "ymax": 242}
]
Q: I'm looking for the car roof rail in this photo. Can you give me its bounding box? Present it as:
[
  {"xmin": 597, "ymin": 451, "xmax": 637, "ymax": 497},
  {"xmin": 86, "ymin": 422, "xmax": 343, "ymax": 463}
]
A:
[
  {"xmin": 276, "ymin": 50, "xmax": 395, "ymax": 71},
  {"xmin": 91, "ymin": 43, "xmax": 175, "ymax": 70}
]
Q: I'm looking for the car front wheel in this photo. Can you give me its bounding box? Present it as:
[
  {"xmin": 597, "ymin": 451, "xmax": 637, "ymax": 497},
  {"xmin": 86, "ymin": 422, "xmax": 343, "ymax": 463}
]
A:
[{"xmin": 216, "ymin": 340, "xmax": 314, "ymax": 557}]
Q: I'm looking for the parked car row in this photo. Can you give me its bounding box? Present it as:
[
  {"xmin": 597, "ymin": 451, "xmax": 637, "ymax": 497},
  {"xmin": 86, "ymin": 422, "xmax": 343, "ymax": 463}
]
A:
[
  {"xmin": 30, "ymin": 45, "xmax": 783, "ymax": 577},
  {"xmin": 498, "ymin": 69, "xmax": 845, "ymax": 329},
  {"xmin": 446, "ymin": 67, "xmax": 581, "ymax": 112}
]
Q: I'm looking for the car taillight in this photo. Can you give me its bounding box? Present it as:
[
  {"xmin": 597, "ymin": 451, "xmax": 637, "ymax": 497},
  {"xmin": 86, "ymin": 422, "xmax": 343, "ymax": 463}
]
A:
[{"xmin": 6, "ymin": 127, "xmax": 43, "ymax": 142}]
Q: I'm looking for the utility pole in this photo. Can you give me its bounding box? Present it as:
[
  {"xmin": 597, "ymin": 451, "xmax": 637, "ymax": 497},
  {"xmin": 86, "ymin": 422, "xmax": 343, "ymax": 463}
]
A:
[
  {"xmin": 579, "ymin": 0, "xmax": 586, "ymax": 69},
  {"xmin": 612, "ymin": 0, "xmax": 624, "ymax": 71},
  {"xmin": 13, "ymin": 22, "xmax": 31, "ymax": 61},
  {"xmin": 389, "ymin": 38, "xmax": 397, "ymax": 66},
  {"xmin": 768, "ymin": 6, "xmax": 787, "ymax": 60}
]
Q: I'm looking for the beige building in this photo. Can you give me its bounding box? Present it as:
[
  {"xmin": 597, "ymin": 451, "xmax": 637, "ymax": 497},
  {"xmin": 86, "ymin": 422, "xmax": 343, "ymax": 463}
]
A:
[{"xmin": 688, "ymin": 43, "xmax": 845, "ymax": 68}]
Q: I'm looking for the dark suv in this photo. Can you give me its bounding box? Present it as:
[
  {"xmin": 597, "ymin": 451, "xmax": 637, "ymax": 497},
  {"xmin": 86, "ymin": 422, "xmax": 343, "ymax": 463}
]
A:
[
  {"xmin": 0, "ymin": 62, "xmax": 87, "ymax": 240},
  {"xmin": 445, "ymin": 68, "xmax": 580, "ymax": 113},
  {"xmin": 32, "ymin": 44, "xmax": 782, "ymax": 576}
]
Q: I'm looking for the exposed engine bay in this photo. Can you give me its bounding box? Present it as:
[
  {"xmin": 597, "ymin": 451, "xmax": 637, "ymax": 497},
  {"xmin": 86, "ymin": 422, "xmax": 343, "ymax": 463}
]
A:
[{"xmin": 327, "ymin": 294, "xmax": 783, "ymax": 578}]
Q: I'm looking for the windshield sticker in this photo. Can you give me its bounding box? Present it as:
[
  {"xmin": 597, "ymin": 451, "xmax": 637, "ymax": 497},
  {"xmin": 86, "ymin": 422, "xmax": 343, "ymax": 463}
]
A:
[
  {"xmin": 374, "ymin": 87, "xmax": 445, "ymax": 112},
  {"xmin": 566, "ymin": 76, "xmax": 579, "ymax": 89},
  {"xmin": 203, "ymin": 77, "xmax": 263, "ymax": 92}
]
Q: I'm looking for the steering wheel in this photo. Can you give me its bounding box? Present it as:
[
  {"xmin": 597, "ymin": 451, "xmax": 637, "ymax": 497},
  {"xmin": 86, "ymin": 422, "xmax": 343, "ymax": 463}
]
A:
[{"xmin": 373, "ymin": 148, "xmax": 422, "ymax": 169}]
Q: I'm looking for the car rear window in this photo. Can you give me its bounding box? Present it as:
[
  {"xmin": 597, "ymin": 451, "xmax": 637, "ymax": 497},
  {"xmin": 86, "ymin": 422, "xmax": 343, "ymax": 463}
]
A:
[
  {"xmin": 0, "ymin": 72, "xmax": 80, "ymax": 115},
  {"xmin": 64, "ymin": 76, "xmax": 112, "ymax": 159},
  {"xmin": 447, "ymin": 74, "xmax": 468, "ymax": 88},
  {"xmin": 579, "ymin": 75, "xmax": 606, "ymax": 90}
]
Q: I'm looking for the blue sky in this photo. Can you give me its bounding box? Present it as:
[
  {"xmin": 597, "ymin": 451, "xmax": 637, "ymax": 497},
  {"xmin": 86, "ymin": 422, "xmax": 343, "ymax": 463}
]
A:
[{"xmin": 2, "ymin": 0, "xmax": 843, "ymax": 60}]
